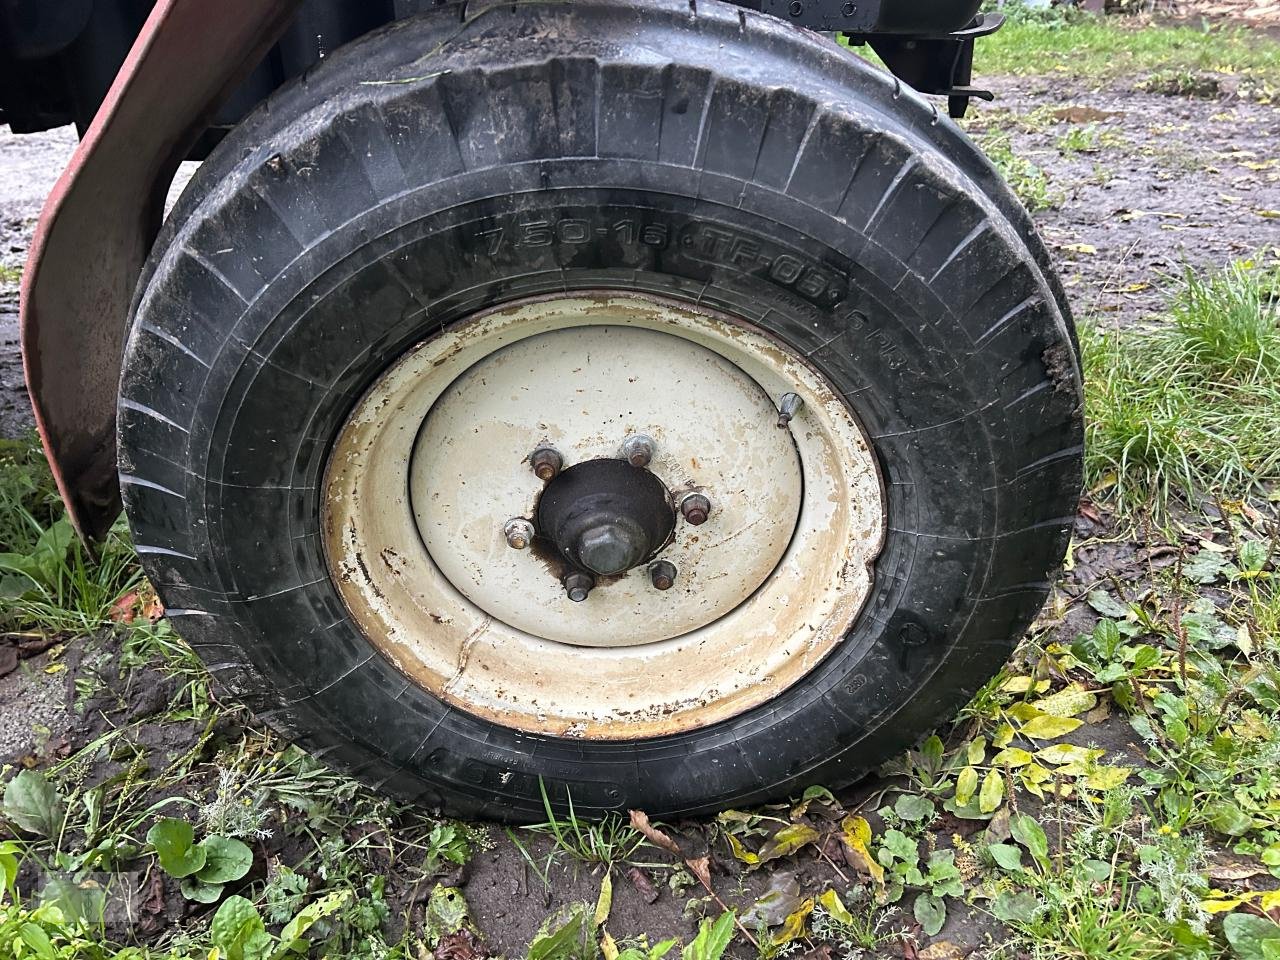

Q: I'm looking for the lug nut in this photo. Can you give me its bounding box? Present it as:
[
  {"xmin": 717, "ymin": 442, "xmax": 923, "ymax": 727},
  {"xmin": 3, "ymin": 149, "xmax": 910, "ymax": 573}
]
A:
[
  {"xmin": 679, "ymin": 493, "xmax": 712, "ymax": 526},
  {"xmin": 649, "ymin": 560, "xmax": 677, "ymax": 591},
  {"xmin": 776, "ymin": 392, "xmax": 804, "ymax": 429},
  {"xmin": 563, "ymin": 571, "xmax": 595, "ymax": 603},
  {"xmin": 530, "ymin": 446, "xmax": 563, "ymax": 481},
  {"xmin": 620, "ymin": 434, "xmax": 656, "ymax": 469},
  {"xmin": 504, "ymin": 518, "xmax": 534, "ymax": 550}
]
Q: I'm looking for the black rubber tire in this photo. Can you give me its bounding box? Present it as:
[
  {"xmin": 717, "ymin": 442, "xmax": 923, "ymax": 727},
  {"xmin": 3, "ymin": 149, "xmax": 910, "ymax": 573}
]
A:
[{"xmin": 119, "ymin": 0, "xmax": 1083, "ymax": 820}]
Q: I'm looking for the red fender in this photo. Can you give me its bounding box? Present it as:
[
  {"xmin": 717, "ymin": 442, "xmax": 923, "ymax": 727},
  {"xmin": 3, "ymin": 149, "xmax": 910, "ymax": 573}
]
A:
[{"xmin": 20, "ymin": 0, "xmax": 303, "ymax": 542}]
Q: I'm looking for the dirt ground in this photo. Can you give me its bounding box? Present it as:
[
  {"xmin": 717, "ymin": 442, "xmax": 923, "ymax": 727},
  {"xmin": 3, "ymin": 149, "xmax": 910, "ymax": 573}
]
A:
[{"xmin": 1, "ymin": 64, "xmax": 1278, "ymax": 957}]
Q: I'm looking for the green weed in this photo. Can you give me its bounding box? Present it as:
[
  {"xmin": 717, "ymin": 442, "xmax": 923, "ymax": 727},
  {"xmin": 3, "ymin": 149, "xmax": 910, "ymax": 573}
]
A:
[
  {"xmin": 978, "ymin": 11, "xmax": 1280, "ymax": 82},
  {"xmin": 1083, "ymin": 256, "xmax": 1280, "ymax": 518}
]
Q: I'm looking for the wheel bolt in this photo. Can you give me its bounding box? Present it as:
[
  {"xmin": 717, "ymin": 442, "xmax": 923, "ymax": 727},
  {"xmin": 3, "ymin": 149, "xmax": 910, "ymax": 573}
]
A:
[
  {"xmin": 620, "ymin": 434, "xmax": 656, "ymax": 469},
  {"xmin": 504, "ymin": 518, "xmax": 534, "ymax": 550},
  {"xmin": 680, "ymin": 493, "xmax": 712, "ymax": 526},
  {"xmin": 649, "ymin": 560, "xmax": 677, "ymax": 591},
  {"xmin": 563, "ymin": 571, "xmax": 595, "ymax": 603},
  {"xmin": 530, "ymin": 446, "xmax": 563, "ymax": 481}
]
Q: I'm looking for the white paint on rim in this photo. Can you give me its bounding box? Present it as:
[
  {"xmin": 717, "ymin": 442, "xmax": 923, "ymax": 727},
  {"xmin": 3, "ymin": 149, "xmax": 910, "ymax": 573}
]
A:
[{"xmin": 322, "ymin": 293, "xmax": 884, "ymax": 739}]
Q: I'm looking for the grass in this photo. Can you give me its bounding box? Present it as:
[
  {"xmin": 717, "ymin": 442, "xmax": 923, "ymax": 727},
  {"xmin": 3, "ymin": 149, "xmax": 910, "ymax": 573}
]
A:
[
  {"xmin": 978, "ymin": 6, "xmax": 1280, "ymax": 82},
  {"xmin": 0, "ymin": 435, "xmax": 140, "ymax": 634},
  {"xmin": 1083, "ymin": 255, "xmax": 1280, "ymax": 517}
]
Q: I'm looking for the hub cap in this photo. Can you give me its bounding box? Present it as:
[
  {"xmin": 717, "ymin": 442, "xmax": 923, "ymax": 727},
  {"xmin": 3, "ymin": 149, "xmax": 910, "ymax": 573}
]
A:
[{"xmin": 322, "ymin": 293, "xmax": 884, "ymax": 738}]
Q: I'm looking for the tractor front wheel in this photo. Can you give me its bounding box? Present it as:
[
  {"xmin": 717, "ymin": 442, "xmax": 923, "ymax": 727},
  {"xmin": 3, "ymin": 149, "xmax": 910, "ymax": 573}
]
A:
[{"xmin": 118, "ymin": 0, "xmax": 1082, "ymax": 819}]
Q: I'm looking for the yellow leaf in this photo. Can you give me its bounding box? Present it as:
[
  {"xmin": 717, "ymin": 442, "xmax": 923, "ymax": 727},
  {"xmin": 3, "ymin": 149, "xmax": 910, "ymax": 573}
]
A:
[
  {"xmin": 1063, "ymin": 242, "xmax": 1097, "ymax": 255},
  {"xmin": 758, "ymin": 823, "xmax": 819, "ymax": 863},
  {"xmin": 1031, "ymin": 684, "xmax": 1097, "ymax": 718},
  {"xmin": 839, "ymin": 816, "xmax": 884, "ymax": 888},
  {"xmin": 990, "ymin": 748, "xmax": 1034, "ymax": 768},
  {"xmin": 1086, "ymin": 766, "xmax": 1132, "ymax": 790},
  {"xmin": 601, "ymin": 930, "xmax": 620, "ymax": 960},
  {"xmin": 993, "ymin": 723, "xmax": 1015, "ymax": 749},
  {"xmin": 1201, "ymin": 897, "xmax": 1247, "ymax": 914},
  {"xmin": 726, "ymin": 833, "xmax": 760, "ymax": 866},
  {"xmin": 1037, "ymin": 744, "xmax": 1104, "ymax": 766},
  {"xmin": 1005, "ymin": 703, "xmax": 1045, "ymax": 724},
  {"xmin": 775, "ymin": 899, "xmax": 814, "ymax": 944},
  {"xmin": 1259, "ymin": 209, "xmax": 1280, "ymax": 219},
  {"xmin": 1001, "ymin": 676, "xmax": 1049, "ymax": 694},
  {"xmin": 979, "ymin": 769, "xmax": 1004, "ymax": 814},
  {"xmin": 1262, "ymin": 891, "xmax": 1280, "ymax": 912},
  {"xmin": 818, "ymin": 888, "xmax": 854, "ymax": 926},
  {"xmin": 595, "ymin": 872, "xmax": 612, "ymax": 929},
  {"xmin": 967, "ymin": 737, "xmax": 987, "ymax": 766},
  {"xmin": 1020, "ymin": 716, "xmax": 1083, "ymax": 740},
  {"xmin": 955, "ymin": 767, "xmax": 978, "ymax": 806}
]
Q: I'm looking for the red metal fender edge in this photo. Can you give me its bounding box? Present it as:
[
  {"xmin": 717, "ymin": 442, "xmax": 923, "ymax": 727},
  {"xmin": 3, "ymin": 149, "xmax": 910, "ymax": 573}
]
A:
[{"xmin": 19, "ymin": 0, "xmax": 303, "ymax": 543}]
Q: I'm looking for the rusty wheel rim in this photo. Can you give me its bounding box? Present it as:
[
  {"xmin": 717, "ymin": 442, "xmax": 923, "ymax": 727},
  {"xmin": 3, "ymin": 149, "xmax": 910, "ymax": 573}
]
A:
[{"xmin": 322, "ymin": 292, "xmax": 885, "ymax": 739}]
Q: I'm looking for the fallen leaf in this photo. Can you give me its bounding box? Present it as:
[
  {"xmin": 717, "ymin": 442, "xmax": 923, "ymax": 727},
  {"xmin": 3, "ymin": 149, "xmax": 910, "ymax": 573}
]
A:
[
  {"xmin": 626, "ymin": 867, "xmax": 659, "ymax": 904},
  {"xmin": 1019, "ymin": 716, "xmax": 1083, "ymax": 740},
  {"xmin": 758, "ymin": 823, "xmax": 820, "ymax": 863},
  {"xmin": 628, "ymin": 810, "xmax": 681, "ymax": 857},
  {"xmin": 743, "ymin": 872, "xmax": 804, "ymax": 927},
  {"xmin": 838, "ymin": 816, "xmax": 884, "ymax": 887},
  {"xmin": 919, "ymin": 942, "xmax": 968, "ymax": 960}
]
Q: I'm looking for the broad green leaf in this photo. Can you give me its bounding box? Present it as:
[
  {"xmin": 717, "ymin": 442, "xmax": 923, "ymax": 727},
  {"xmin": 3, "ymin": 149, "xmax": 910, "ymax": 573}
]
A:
[
  {"xmin": 1206, "ymin": 802, "xmax": 1253, "ymax": 837},
  {"xmin": 913, "ymin": 893, "xmax": 946, "ymax": 937},
  {"xmin": 682, "ymin": 911, "xmax": 735, "ymax": 960},
  {"xmin": 978, "ymin": 770, "xmax": 1004, "ymax": 814},
  {"xmin": 528, "ymin": 903, "xmax": 594, "ymax": 960},
  {"xmin": 991, "ymin": 890, "xmax": 1041, "ymax": 925},
  {"xmin": 1224, "ymin": 913, "xmax": 1280, "ymax": 960},
  {"xmin": 3, "ymin": 770, "xmax": 66, "ymax": 838},
  {"xmin": 894, "ymin": 794, "xmax": 935, "ymax": 821},
  {"xmin": 1010, "ymin": 814, "xmax": 1049, "ymax": 869},
  {"xmin": 955, "ymin": 767, "xmax": 978, "ymax": 806},
  {"xmin": 1238, "ymin": 540, "xmax": 1270, "ymax": 573},
  {"xmin": 180, "ymin": 877, "xmax": 223, "ymax": 903},
  {"xmin": 1087, "ymin": 590, "xmax": 1128, "ymax": 618},
  {"xmin": 274, "ymin": 890, "xmax": 351, "ymax": 957},
  {"xmin": 19, "ymin": 921, "xmax": 57, "ymax": 960},
  {"xmin": 1019, "ymin": 716, "xmax": 1083, "ymax": 740},
  {"xmin": 197, "ymin": 836, "xmax": 254, "ymax": 884},
  {"xmin": 210, "ymin": 895, "xmax": 268, "ymax": 960},
  {"xmin": 147, "ymin": 818, "xmax": 207, "ymax": 879},
  {"xmin": 988, "ymin": 843, "xmax": 1023, "ymax": 871}
]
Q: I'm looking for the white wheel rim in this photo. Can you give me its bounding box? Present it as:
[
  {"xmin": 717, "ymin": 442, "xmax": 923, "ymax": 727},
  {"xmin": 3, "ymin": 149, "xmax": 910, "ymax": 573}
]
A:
[{"xmin": 323, "ymin": 292, "xmax": 885, "ymax": 739}]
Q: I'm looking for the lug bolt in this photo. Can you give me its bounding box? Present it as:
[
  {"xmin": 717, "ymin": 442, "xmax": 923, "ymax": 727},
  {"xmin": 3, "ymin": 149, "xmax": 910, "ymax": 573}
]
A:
[
  {"xmin": 649, "ymin": 560, "xmax": 678, "ymax": 591},
  {"xmin": 504, "ymin": 518, "xmax": 534, "ymax": 550},
  {"xmin": 563, "ymin": 571, "xmax": 595, "ymax": 603},
  {"xmin": 620, "ymin": 434, "xmax": 656, "ymax": 469},
  {"xmin": 530, "ymin": 446, "xmax": 563, "ymax": 481},
  {"xmin": 680, "ymin": 493, "xmax": 712, "ymax": 526},
  {"xmin": 776, "ymin": 392, "xmax": 804, "ymax": 429}
]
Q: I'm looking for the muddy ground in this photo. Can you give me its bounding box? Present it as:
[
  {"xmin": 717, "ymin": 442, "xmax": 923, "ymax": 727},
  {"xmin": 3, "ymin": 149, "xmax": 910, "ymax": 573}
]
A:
[{"xmin": 1, "ymin": 68, "xmax": 1278, "ymax": 957}]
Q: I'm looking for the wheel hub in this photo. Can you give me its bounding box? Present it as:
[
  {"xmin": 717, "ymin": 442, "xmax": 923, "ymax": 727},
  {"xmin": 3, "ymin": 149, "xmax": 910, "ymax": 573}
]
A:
[{"xmin": 537, "ymin": 459, "xmax": 676, "ymax": 578}]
